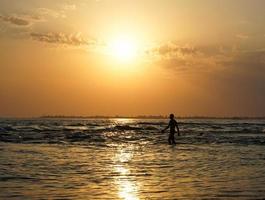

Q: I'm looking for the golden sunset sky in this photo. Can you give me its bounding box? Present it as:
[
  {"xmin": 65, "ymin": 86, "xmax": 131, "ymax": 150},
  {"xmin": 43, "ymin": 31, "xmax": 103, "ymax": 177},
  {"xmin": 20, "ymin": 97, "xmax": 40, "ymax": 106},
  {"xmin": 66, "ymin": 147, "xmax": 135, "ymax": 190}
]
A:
[{"xmin": 0, "ymin": 0, "xmax": 265, "ymax": 117}]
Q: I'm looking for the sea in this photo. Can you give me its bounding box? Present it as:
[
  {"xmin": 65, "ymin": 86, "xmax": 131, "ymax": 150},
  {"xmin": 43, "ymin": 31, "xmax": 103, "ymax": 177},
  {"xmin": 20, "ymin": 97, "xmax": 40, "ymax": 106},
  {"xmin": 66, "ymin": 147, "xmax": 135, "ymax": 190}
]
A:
[{"xmin": 1, "ymin": 118, "xmax": 265, "ymax": 200}]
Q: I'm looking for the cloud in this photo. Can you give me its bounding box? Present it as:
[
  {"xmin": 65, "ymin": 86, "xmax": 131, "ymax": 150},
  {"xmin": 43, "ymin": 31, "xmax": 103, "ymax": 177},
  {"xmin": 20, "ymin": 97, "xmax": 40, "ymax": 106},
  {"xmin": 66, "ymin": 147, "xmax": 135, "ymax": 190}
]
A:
[
  {"xmin": 0, "ymin": 13, "xmax": 44, "ymax": 27},
  {"xmin": 30, "ymin": 32, "xmax": 96, "ymax": 47},
  {"xmin": 36, "ymin": 8, "xmax": 66, "ymax": 18},
  {"xmin": 147, "ymin": 42, "xmax": 197, "ymax": 59},
  {"xmin": 147, "ymin": 42, "xmax": 265, "ymax": 74},
  {"xmin": 0, "ymin": 15, "xmax": 31, "ymax": 26},
  {"xmin": 36, "ymin": 4, "xmax": 77, "ymax": 19},
  {"xmin": 0, "ymin": 3, "xmax": 77, "ymax": 28},
  {"xmin": 146, "ymin": 42, "xmax": 213, "ymax": 73}
]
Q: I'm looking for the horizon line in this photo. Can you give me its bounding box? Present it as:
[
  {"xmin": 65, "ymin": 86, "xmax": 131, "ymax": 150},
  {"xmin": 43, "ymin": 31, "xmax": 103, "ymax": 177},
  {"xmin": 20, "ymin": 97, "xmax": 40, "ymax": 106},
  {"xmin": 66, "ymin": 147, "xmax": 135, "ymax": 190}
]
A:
[{"xmin": 1, "ymin": 115, "xmax": 265, "ymax": 119}]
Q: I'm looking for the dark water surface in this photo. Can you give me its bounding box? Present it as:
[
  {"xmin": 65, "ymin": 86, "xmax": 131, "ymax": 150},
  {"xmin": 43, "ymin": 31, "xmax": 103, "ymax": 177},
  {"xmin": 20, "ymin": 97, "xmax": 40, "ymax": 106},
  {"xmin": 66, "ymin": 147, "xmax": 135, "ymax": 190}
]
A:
[{"xmin": 1, "ymin": 118, "xmax": 265, "ymax": 199}]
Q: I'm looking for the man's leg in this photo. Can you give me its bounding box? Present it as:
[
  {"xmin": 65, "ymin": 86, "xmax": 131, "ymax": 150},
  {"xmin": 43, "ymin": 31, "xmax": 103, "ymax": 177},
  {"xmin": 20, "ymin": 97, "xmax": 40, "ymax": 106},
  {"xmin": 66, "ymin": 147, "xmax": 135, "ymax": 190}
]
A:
[
  {"xmin": 168, "ymin": 136, "xmax": 172, "ymax": 144},
  {"xmin": 172, "ymin": 135, "xmax": 176, "ymax": 144},
  {"xmin": 169, "ymin": 133, "xmax": 174, "ymax": 145}
]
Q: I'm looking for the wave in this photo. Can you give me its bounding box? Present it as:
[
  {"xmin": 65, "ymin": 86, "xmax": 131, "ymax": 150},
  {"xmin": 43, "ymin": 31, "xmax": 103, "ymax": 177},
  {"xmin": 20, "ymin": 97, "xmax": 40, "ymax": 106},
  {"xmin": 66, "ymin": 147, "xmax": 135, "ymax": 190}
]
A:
[
  {"xmin": 1, "ymin": 131, "xmax": 265, "ymax": 146},
  {"xmin": 1, "ymin": 118, "xmax": 265, "ymax": 145}
]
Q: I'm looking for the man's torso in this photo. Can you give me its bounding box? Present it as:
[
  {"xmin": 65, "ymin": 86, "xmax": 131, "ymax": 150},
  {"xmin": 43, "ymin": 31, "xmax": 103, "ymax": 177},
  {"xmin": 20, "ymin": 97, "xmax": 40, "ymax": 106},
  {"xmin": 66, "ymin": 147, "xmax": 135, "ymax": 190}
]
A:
[{"xmin": 169, "ymin": 119, "xmax": 176, "ymax": 133}]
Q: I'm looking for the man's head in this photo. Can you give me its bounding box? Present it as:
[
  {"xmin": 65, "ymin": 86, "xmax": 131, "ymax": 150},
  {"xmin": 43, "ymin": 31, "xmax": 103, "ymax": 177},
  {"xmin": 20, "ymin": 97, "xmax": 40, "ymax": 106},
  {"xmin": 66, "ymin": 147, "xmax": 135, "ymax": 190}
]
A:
[{"xmin": 169, "ymin": 113, "xmax": 174, "ymax": 119}]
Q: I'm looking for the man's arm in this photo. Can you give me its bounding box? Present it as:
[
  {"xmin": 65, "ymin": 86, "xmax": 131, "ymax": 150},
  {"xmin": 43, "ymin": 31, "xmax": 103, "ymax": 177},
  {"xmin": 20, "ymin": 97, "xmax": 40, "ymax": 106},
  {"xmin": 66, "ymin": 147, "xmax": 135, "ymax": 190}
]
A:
[
  {"xmin": 161, "ymin": 123, "xmax": 170, "ymax": 133},
  {"xmin": 176, "ymin": 121, "xmax": 180, "ymax": 136}
]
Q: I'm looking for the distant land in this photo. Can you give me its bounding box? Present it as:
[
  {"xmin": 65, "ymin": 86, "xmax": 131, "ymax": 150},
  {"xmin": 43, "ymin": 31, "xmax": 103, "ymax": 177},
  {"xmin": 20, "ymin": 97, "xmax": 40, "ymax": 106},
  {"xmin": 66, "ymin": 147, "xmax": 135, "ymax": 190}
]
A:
[{"xmin": 39, "ymin": 115, "xmax": 265, "ymax": 120}]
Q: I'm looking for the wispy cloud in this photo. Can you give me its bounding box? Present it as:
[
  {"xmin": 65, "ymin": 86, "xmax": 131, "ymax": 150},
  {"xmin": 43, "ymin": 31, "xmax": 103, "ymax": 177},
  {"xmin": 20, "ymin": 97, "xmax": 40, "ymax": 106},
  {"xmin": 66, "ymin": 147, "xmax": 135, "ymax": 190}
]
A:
[
  {"xmin": 36, "ymin": 3, "xmax": 77, "ymax": 19},
  {"xmin": 0, "ymin": 2, "xmax": 77, "ymax": 29},
  {"xmin": 145, "ymin": 42, "xmax": 212, "ymax": 72},
  {"xmin": 0, "ymin": 15, "xmax": 31, "ymax": 26},
  {"xmin": 147, "ymin": 41, "xmax": 265, "ymax": 74},
  {"xmin": 147, "ymin": 42, "xmax": 197, "ymax": 59},
  {"xmin": 30, "ymin": 32, "xmax": 96, "ymax": 47},
  {"xmin": 0, "ymin": 13, "xmax": 44, "ymax": 27},
  {"xmin": 36, "ymin": 8, "xmax": 66, "ymax": 19}
]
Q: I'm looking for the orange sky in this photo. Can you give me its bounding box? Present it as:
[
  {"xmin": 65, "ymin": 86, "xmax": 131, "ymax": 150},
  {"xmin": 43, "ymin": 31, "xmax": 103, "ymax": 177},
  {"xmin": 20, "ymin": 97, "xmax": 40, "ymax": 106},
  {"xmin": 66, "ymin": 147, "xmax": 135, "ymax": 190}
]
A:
[{"xmin": 0, "ymin": 0, "xmax": 265, "ymax": 117}]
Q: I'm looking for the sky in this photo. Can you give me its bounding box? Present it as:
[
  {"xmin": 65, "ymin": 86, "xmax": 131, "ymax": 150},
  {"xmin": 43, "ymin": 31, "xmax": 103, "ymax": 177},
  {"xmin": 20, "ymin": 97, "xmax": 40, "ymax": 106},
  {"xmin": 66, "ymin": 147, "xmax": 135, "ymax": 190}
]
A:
[{"xmin": 0, "ymin": 0, "xmax": 265, "ymax": 117}]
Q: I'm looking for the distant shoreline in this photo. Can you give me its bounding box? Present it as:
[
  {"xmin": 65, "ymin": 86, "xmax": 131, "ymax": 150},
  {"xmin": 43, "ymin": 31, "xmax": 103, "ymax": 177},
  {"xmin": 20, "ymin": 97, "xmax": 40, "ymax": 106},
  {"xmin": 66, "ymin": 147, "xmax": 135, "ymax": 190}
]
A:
[
  {"xmin": 37, "ymin": 115, "xmax": 265, "ymax": 120},
  {"xmin": 1, "ymin": 115, "xmax": 265, "ymax": 120}
]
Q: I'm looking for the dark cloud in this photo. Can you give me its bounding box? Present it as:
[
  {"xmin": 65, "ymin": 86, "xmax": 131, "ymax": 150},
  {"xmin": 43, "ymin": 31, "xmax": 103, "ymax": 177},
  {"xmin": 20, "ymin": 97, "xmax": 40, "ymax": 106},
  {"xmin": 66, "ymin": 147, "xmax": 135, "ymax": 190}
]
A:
[
  {"xmin": 30, "ymin": 32, "xmax": 95, "ymax": 46},
  {"xmin": 0, "ymin": 15, "xmax": 31, "ymax": 26}
]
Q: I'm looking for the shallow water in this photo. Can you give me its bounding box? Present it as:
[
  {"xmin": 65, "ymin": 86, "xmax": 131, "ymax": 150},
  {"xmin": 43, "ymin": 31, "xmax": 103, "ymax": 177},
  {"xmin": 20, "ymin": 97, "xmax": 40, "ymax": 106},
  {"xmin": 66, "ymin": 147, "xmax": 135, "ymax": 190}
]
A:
[{"xmin": 1, "ymin": 118, "xmax": 265, "ymax": 199}]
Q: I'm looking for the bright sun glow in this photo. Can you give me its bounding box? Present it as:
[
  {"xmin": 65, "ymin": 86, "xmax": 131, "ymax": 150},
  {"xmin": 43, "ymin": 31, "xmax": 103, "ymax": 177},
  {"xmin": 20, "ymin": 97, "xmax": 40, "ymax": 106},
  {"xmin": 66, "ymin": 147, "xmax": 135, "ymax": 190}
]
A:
[{"xmin": 109, "ymin": 36, "xmax": 138, "ymax": 62}]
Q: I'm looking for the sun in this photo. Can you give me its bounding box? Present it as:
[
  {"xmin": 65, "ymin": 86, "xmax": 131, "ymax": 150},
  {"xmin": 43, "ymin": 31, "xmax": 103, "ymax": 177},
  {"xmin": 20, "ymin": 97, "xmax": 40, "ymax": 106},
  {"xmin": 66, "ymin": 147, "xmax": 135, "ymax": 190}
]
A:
[{"xmin": 109, "ymin": 36, "xmax": 138, "ymax": 62}]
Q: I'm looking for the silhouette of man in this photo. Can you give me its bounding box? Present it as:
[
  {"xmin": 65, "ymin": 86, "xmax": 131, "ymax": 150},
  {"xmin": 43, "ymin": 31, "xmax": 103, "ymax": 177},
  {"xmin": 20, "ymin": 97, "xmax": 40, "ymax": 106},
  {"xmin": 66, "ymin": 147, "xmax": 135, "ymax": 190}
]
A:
[{"xmin": 162, "ymin": 114, "xmax": 180, "ymax": 144}]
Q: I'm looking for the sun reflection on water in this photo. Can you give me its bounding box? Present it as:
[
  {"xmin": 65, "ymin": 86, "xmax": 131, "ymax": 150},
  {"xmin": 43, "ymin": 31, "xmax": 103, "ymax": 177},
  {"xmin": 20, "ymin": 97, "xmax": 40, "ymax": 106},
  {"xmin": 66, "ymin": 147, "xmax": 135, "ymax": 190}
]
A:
[
  {"xmin": 117, "ymin": 178, "xmax": 139, "ymax": 200},
  {"xmin": 114, "ymin": 147, "xmax": 139, "ymax": 200}
]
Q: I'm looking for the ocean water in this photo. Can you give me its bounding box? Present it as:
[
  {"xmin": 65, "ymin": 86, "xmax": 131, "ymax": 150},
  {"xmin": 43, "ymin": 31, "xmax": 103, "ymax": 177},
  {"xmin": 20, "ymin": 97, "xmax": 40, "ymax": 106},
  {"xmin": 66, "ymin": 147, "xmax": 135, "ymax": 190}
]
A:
[{"xmin": 1, "ymin": 118, "xmax": 265, "ymax": 199}]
